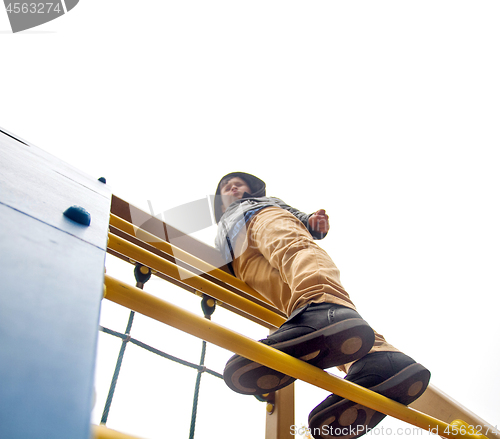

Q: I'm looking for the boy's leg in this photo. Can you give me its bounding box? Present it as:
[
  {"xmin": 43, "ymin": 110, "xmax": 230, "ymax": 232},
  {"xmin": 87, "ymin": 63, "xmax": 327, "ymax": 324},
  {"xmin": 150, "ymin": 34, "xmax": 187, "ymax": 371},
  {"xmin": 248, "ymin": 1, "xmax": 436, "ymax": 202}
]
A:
[
  {"xmin": 233, "ymin": 206, "xmax": 354, "ymax": 316},
  {"xmin": 225, "ymin": 207, "xmax": 375, "ymax": 395},
  {"xmin": 227, "ymin": 207, "xmax": 430, "ymax": 439}
]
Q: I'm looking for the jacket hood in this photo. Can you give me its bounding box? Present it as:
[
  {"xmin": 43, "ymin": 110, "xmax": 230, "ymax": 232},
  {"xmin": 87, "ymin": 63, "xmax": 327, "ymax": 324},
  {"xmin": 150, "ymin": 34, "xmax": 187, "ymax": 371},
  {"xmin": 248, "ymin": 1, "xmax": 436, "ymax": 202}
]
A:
[{"xmin": 213, "ymin": 172, "xmax": 266, "ymax": 223}]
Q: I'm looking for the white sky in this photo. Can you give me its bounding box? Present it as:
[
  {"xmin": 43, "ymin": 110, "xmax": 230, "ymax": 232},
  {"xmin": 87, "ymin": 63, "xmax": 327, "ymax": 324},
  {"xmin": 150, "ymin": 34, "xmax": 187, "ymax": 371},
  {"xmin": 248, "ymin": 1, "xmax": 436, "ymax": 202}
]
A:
[{"xmin": 1, "ymin": 1, "xmax": 499, "ymax": 438}]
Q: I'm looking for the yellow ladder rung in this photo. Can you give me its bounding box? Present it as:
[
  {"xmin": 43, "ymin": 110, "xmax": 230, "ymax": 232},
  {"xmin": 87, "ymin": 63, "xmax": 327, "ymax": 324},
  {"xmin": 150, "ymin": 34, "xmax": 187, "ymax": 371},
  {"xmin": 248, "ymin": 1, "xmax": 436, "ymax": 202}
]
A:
[{"xmin": 106, "ymin": 232, "xmax": 285, "ymax": 328}]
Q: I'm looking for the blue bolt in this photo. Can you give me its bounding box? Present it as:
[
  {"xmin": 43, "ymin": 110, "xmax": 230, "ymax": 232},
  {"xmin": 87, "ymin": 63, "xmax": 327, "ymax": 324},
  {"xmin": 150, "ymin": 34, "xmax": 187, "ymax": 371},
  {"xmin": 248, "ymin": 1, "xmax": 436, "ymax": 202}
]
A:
[{"xmin": 63, "ymin": 205, "xmax": 91, "ymax": 226}]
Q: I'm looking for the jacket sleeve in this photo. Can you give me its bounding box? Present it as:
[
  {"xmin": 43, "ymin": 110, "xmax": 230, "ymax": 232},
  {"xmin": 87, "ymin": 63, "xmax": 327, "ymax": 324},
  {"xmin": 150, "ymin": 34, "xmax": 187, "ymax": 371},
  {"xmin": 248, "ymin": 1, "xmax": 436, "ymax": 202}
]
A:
[{"xmin": 273, "ymin": 198, "xmax": 328, "ymax": 240}]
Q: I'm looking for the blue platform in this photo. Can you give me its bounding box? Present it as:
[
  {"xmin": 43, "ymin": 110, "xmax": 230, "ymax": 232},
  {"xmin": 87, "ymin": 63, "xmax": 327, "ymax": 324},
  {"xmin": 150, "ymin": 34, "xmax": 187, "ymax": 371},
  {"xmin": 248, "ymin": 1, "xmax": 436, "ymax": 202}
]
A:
[{"xmin": 0, "ymin": 129, "xmax": 111, "ymax": 439}]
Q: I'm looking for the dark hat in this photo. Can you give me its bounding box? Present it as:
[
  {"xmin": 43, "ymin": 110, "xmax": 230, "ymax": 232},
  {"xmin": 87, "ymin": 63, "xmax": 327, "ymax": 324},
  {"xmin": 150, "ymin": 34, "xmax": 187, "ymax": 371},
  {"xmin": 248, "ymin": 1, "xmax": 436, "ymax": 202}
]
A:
[{"xmin": 213, "ymin": 172, "xmax": 266, "ymax": 222}]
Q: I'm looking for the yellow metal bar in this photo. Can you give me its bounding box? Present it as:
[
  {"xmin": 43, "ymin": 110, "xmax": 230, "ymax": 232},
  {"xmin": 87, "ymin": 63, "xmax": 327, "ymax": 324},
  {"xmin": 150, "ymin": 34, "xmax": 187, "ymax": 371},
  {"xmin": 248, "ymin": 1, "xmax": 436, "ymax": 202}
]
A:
[
  {"xmin": 93, "ymin": 424, "xmax": 145, "ymax": 439},
  {"xmin": 109, "ymin": 213, "xmax": 276, "ymax": 308},
  {"xmin": 103, "ymin": 275, "xmax": 487, "ymax": 439},
  {"xmin": 107, "ymin": 233, "xmax": 285, "ymax": 328}
]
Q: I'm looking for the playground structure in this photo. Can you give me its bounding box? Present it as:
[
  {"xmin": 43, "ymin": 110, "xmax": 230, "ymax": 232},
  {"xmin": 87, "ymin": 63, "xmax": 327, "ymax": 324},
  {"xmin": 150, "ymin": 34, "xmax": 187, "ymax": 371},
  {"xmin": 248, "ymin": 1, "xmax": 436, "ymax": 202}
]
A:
[{"xmin": 0, "ymin": 127, "xmax": 498, "ymax": 439}]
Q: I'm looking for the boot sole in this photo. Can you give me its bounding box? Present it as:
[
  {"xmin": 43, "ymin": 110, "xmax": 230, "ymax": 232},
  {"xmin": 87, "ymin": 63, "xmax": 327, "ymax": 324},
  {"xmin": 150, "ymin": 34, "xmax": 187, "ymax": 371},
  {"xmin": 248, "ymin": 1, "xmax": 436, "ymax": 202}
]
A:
[
  {"xmin": 308, "ymin": 363, "xmax": 431, "ymax": 439},
  {"xmin": 223, "ymin": 318, "xmax": 375, "ymax": 395}
]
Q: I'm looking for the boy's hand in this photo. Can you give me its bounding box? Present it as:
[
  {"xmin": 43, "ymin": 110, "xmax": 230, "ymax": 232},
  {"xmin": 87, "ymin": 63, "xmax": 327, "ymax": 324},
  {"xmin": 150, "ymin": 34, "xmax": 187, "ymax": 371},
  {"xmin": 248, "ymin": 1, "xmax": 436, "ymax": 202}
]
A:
[{"xmin": 308, "ymin": 209, "xmax": 330, "ymax": 234}]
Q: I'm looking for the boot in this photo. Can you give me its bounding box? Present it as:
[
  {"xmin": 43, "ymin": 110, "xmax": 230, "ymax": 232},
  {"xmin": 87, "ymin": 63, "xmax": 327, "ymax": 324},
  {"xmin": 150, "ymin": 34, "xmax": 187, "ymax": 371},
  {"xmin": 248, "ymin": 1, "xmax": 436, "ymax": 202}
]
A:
[
  {"xmin": 308, "ymin": 351, "xmax": 431, "ymax": 439},
  {"xmin": 223, "ymin": 303, "xmax": 375, "ymax": 395}
]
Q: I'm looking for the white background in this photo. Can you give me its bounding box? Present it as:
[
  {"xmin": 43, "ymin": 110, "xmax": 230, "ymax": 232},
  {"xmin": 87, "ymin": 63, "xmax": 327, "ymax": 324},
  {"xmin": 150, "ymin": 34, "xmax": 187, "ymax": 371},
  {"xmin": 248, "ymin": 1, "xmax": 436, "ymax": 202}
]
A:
[{"xmin": 1, "ymin": 1, "xmax": 499, "ymax": 438}]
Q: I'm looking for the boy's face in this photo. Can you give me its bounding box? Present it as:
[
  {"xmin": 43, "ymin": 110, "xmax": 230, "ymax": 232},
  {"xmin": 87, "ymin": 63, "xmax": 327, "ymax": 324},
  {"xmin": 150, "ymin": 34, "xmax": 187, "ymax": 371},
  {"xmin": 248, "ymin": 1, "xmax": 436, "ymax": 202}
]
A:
[{"xmin": 220, "ymin": 177, "xmax": 252, "ymax": 212}]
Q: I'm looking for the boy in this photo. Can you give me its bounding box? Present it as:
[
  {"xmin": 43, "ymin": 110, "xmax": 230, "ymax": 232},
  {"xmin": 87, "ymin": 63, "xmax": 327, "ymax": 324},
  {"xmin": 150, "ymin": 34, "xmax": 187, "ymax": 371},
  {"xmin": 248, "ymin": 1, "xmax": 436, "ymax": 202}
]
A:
[{"xmin": 214, "ymin": 172, "xmax": 430, "ymax": 438}]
